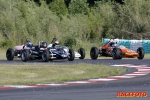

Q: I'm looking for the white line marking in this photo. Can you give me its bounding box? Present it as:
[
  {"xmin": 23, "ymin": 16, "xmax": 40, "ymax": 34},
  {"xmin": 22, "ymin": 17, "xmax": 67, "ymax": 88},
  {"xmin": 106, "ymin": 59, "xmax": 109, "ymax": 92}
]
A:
[
  {"xmin": 133, "ymin": 71, "xmax": 150, "ymax": 74},
  {"xmin": 65, "ymin": 81, "xmax": 91, "ymax": 84},
  {"xmin": 4, "ymin": 85, "xmax": 37, "ymax": 88},
  {"xmin": 76, "ymin": 81, "xmax": 91, "ymax": 83},
  {"xmin": 37, "ymin": 83, "xmax": 67, "ymax": 86},
  {"xmin": 111, "ymin": 64, "xmax": 133, "ymax": 67},
  {"xmin": 108, "ymin": 75, "xmax": 135, "ymax": 78},
  {"xmin": 89, "ymin": 78, "xmax": 117, "ymax": 81},
  {"xmin": 111, "ymin": 64, "xmax": 147, "ymax": 68}
]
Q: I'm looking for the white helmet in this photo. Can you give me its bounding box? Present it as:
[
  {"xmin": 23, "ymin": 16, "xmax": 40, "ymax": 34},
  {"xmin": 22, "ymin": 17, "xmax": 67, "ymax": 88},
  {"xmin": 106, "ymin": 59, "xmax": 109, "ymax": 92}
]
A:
[{"xmin": 55, "ymin": 40, "xmax": 59, "ymax": 45}]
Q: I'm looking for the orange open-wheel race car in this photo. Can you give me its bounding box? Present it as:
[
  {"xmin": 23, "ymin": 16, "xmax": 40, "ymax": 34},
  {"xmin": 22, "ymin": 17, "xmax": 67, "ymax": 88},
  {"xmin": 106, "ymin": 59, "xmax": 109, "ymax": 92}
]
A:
[{"xmin": 90, "ymin": 39, "xmax": 144, "ymax": 60}]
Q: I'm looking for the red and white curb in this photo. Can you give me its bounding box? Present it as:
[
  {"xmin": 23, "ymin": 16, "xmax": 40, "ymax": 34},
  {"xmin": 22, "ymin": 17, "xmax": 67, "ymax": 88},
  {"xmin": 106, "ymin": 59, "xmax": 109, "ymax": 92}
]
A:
[{"xmin": 0, "ymin": 64, "xmax": 150, "ymax": 90}]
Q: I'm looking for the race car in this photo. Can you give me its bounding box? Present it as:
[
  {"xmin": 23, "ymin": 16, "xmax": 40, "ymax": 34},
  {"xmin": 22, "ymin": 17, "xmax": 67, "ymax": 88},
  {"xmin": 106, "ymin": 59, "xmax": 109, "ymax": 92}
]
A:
[
  {"xmin": 90, "ymin": 39, "xmax": 144, "ymax": 60},
  {"xmin": 21, "ymin": 40, "xmax": 49, "ymax": 62},
  {"xmin": 6, "ymin": 39, "xmax": 33, "ymax": 61},
  {"xmin": 41, "ymin": 38, "xmax": 85, "ymax": 62},
  {"xmin": 6, "ymin": 39, "xmax": 49, "ymax": 62},
  {"xmin": 6, "ymin": 38, "xmax": 85, "ymax": 62}
]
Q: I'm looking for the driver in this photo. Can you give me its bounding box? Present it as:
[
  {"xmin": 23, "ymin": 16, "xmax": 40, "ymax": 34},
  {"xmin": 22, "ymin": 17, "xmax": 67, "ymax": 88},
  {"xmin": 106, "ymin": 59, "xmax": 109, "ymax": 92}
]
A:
[
  {"xmin": 52, "ymin": 40, "xmax": 60, "ymax": 48},
  {"xmin": 47, "ymin": 38, "xmax": 60, "ymax": 49},
  {"xmin": 26, "ymin": 40, "xmax": 33, "ymax": 49},
  {"xmin": 41, "ymin": 42, "xmax": 47, "ymax": 48},
  {"xmin": 109, "ymin": 40, "xmax": 118, "ymax": 47}
]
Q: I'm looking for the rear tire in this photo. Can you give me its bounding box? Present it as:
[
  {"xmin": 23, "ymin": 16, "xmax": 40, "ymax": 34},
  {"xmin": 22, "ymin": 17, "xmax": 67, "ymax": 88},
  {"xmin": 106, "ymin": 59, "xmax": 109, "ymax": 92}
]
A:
[
  {"xmin": 90, "ymin": 47, "xmax": 99, "ymax": 60},
  {"xmin": 6, "ymin": 48, "xmax": 15, "ymax": 61},
  {"xmin": 42, "ymin": 50, "xmax": 49, "ymax": 62},
  {"xmin": 78, "ymin": 48, "xmax": 85, "ymax": 59},
  {"xmin": 21, "ymin": 49, "xmax": 30, "ymax": 62},
  {"xmin": 68, "ymin": 49, "xmax": 75, "ymax": 61},
  {"xmin": 137, "ymin": 47, "xmax": 144, "ymax": 59}
]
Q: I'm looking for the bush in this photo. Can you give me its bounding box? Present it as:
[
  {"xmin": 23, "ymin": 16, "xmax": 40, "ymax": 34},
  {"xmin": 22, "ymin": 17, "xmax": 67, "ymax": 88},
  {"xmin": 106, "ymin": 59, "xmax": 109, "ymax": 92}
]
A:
[
  {"xmin": 63, "ymin": 36, "xmax": 77, "ymax": 48},
  {"xmin": 0, "ymin": 40, "xmax": 13, "ymax": 49}
]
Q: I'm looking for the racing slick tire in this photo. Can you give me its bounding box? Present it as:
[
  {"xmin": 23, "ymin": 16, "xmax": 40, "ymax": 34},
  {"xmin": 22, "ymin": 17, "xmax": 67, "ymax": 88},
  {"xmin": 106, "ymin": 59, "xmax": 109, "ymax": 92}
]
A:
[
  {"xmin": 112, "ymin": 48, "xmax": 122, "ymax": 60},
  {"xmin": 6, "ymin": 48, "xmax": 15, "ymax": 61},
  {"xmin": 90, "ymin": 47, "xmax": 99, "ymax": 60},
  {"xmin": 137, "ymin": 47, "xmax": 144, "ymax": 59},
  {"xmin": 42, "ymin": 50, "xmax": 50, "ymax": 62},
  {"xmin": 78, "ymin": 48, "xmax": 85, "ymax": 59},
  {"xmin": 68, "ymin": 49, "xmax": 75, "ymax": 61},
  {"xmin": 21, "ymin": 49, "xmax": 30, "ymax": 62}
]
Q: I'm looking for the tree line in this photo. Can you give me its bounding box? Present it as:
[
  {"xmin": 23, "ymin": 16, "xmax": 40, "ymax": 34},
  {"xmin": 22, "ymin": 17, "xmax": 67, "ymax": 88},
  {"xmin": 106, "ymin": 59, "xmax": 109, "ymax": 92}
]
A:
[{"xmin": 0, "ymin": 0, "xmax": 149, "ymax": 49}]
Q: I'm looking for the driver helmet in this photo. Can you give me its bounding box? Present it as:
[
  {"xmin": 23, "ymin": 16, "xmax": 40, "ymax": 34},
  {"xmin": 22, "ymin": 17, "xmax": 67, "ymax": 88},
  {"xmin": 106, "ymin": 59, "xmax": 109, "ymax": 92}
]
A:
[
  {"xmin": 55, "ymin": 40, "xmax": 59, "ymax": 45},
  {"xmin": 27, "ymin": 41, "xmax": 33, "ymax": 49},
  {"xmin": 110, "ymin": 42, "xmax": 115, "ymax": 47},
  {"xmin": 42, "ymin": 42, "xmax": 47, "ymax": 48}
]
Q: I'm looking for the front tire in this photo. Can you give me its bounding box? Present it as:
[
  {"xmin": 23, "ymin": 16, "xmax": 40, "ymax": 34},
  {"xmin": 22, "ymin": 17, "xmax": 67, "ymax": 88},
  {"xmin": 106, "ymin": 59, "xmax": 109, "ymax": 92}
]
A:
[
  {"xmin": 42, "ymin": 50, "xmax": 49, "ymax": 62},
  {"xmin": 21, "ymin": 49, "xmax": 30, "ymax": 62},
  {"xmin": 90, "ymin": 47, "xmax": 99, "ymax": 60},
  {"xmin": 68, "ymin": 49, "xmax": 75, "ymax": 61},
  {"xmin": 112, "ymin": 48, "xmax": 122, "ymax": 60},
  {"xmin": 137, "ymin": 47, "xmax": 144, "ymax": 59},
  {"xmin": 78, "ymin": 48, "xmax": 85, "ymax": 59},
  {"xmin": 6, "ymin": 48, "xmax": 15, "ymax": 61}
]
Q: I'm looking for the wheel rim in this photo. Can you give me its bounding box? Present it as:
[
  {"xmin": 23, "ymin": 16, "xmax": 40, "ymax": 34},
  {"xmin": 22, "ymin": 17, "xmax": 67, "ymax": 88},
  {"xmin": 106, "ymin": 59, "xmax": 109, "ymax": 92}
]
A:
[
  {"xmin": 68, "ymin": 55, "xmax": 70, "ymax": 58},
  {"xmin": 68, "ymin": 53, "xmax": 71, "ymax": 59},
  {"xmin": 139, "ymin": 50, "xmax": 141, "ymax": 56},
  {"xmin": 21, "ymin": 51, "xmax": 26, "ymax": 61},
  {"xmin": 42, "ymin": 52, "xmax": 46, "ymax": 61},
  {"xmin": 91, "ymin": 49, "xmax": 95, "ymax": 57},
  {"xmin": 112, "ymin": 50, "xmax": 116, "ymax": 58}
]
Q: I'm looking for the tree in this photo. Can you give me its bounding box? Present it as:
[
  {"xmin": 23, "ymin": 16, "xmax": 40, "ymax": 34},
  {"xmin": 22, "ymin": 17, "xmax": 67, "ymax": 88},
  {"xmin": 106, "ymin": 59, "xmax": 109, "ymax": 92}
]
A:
[
  {"xmin": 68, "ymin": 0, "xmax": 89, "ymax": 15},
  {"xmin": 49, "ymin": 0, "xmax": 68, "ymax": 16}
]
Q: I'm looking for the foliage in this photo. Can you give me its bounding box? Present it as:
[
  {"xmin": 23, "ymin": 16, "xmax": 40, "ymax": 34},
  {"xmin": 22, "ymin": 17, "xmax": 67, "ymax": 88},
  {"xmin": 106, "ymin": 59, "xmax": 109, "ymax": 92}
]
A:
[
  {"xmin": 0, "ymin": 40, "xmax": 13, "ymax": 48},
  {"xmin": 49, "ymin": 0, "xmax": 68, "ymax": 16},
  {"xmin": 113, "ymin": 0, "xmax": 150, "ymax": 39},
  {"xmin": 0, "ymin": 0, "xmax": 150, "ymax": 50},
  {"xmin": 63, "ymin": 35, "xmax": 77, "ymax": 48},
  {"xmin": 68, "ymin": 0, "xmax": 89, "ymax": 15}
]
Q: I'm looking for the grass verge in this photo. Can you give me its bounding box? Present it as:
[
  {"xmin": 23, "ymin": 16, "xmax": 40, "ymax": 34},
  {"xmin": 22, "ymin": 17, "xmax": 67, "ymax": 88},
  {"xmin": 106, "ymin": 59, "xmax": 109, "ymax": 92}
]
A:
[{"xmin": 0, "ymin": 63, "xmax": 126, "ymax": 85}]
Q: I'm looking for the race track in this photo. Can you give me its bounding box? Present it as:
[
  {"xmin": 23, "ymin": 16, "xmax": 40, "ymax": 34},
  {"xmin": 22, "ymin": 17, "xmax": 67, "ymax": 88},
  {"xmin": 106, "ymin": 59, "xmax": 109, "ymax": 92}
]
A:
[
  {"xmin": 0, "ymin": 59, "xmax": 150, "ymax": 100},
  {"xmin": 1, "ymin": 58, "xmax": 150, "ymax": 65}
]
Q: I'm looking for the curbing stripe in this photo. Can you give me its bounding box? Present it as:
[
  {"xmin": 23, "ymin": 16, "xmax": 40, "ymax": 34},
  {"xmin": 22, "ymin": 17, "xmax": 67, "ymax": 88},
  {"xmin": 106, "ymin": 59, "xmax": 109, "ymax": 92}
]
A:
[
  {"xmin": 138, "ymin": 69, "xmax": 150, "ymax": 71},
  {"xmin": 125, "ymin": 73, "xmax": 148, "ymax": 76},
  {"xmin": 137, "ymin": 67, "xmax": 150, "ymax": 69},
  {"xmin": 107, "ymin": 75, "xmax": 135, "ymax": 78},
  {"xmin": 133, "ymin": 71, "xmax": 150, "ymax": 74}
]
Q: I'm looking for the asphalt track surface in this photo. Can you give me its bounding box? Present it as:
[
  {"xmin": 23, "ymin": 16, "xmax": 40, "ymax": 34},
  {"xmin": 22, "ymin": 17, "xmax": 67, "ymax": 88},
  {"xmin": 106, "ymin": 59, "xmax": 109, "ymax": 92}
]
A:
[
  {"xmin": 1, "ymin": 58, "xmax": 150, "ymax": 65},
  {"xmin": 0, "ymin": 58, "xmax": 150, "ymax": 100}
]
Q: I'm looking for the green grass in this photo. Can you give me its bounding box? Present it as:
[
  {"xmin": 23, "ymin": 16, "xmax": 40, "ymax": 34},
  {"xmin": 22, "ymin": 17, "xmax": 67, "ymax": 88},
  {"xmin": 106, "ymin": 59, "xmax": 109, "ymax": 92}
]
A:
[
  {"xmin": 0, "ymin": 49, "xmax": 5, "ymax": 59},
  {"xmin": 0, "ymin": 63, "xmax": 126, "ymax": 85},
  {"xmin": 143, "ymin": 53, "xmax": 150, "ymax": 58}
]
